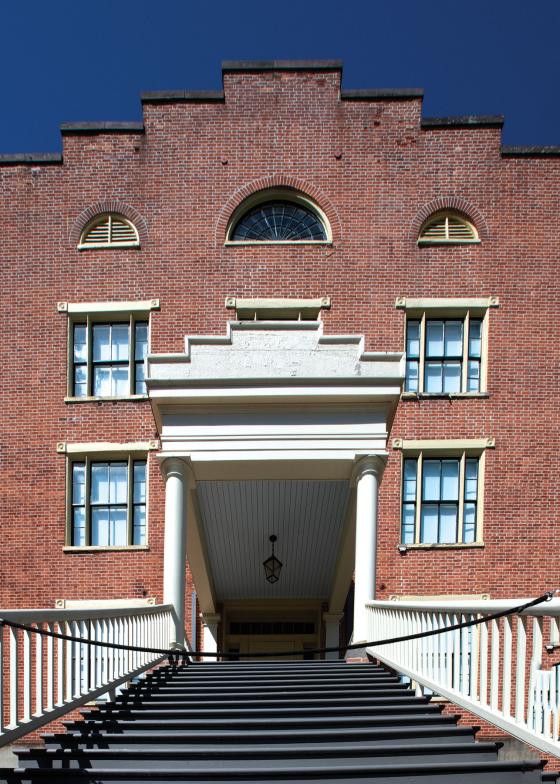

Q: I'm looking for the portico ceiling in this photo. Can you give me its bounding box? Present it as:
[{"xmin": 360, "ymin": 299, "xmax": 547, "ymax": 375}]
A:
[{"xmin": 196, "ymin": 479, "xmax": 350, "ymax": 601}]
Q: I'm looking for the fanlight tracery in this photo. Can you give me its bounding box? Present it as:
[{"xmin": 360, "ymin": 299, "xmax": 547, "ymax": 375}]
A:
[{"xmin": 230, "ymin": 201, "xmax": 328, "ymax": 242}]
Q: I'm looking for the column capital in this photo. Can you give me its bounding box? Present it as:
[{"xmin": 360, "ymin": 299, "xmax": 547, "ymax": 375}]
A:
[
  {"xmin": 201, "ymin": 612, "xmax": 221, "ymax": 627},
  {"xmin": 351, "ymin": 454, "xmax": 387, "ymax": 485},
  {"xmin": 158, "ymin": 455, "xmax": 194, "ymax": 483}
]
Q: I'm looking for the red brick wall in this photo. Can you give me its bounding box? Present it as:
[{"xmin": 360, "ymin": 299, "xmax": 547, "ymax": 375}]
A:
[{"xmin": 1, "ymin": 66, "xmax": 558, "ymax": 616}]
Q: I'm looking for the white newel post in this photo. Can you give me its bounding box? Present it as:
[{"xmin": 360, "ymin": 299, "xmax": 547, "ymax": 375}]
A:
[
  {"xmin": 202, "ymin": 613, "xmax": 221, "ymax": 662},
  {"xmin": 323, "ymin": 613, "xmax": 343, "ymax": 660},
  {"xmin": 352, "ymin": 455, "xmax": 386, "ymax": 644},
  {"xmin": 161, "ymin": 457, "xmax": 191, "ymax": 648}
]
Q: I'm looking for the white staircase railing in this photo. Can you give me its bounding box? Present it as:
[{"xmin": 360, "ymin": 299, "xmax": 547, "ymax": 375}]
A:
[
  {"xmin": 366, "ymin": 596, "xmax": 560, "ymax": 757},
  {"xmin": 0, "ymin": 604, "xmax": 175, "ymax": 746}
]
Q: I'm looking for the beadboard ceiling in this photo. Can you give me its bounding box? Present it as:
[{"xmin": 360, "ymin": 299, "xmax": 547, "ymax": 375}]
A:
[{"xmin": 196, "ymin": 480, "xmax": 350, "ymax": 601}]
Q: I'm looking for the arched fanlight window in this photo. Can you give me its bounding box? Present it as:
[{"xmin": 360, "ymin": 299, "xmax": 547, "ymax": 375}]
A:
[
  {"xmin": 78, "ymin": 214, "xmax": 140, "ymax": 249},
  {"xmin": 228, "ymin": 194, "xmax": 329, "ymax": 243},
  {"xmin": 418, "ymin": 212, "xmax": 479, "ymax": 245}
]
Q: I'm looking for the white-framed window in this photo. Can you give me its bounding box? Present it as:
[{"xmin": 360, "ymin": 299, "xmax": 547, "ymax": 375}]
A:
[
  {"xmin": 59, "ymin": 300, "xmax": 159, "ymax": 400},
  {"xmin": 72, "ymin": 319, "xmax": 148, "ymax": 397},
  {"xmin": 418, "ymin": 211, "xmax": 479, "ymax": 245},
  {"xmin": 69, "ymin": 456, "xmax": 147, "ymax": 547},
  {"xmin": 394, "ymin": 438, "xmax": 492, "ymax": 546},
  {"xmin": 78, "ymin": 214, "xmax": 139, "ymax": 249},
  {"xmin": 396, "ymin": 297, "xmax": 499, "ymax": 395},
  {"xmin": 406, "ymin": 315, "xmax": 482, "ymax": 393}
]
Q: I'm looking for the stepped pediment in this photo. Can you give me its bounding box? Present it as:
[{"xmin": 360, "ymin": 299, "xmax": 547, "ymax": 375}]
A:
[{"xmin": 147, "ymin": 321, "xmax": 404, "ymax": 385}]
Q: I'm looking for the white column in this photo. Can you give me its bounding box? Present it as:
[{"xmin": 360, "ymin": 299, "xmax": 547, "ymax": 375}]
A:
[
  {"xmin": 352, "ymin": 455, "xmax": 386, "ymax": 644},
  {"xmin": 201, "ymin": 613, "xmax": 221, "ymax": 662},
  {"xmin": 323, "ymin": 613, "xmax": 343, "ymax": 660},
  {"xmin": 161, "ymin": 457, "xmax": 191, "ymax": 648}
]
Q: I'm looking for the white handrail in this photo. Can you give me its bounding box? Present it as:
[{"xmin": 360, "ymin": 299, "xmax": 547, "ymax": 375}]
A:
[
  {"xmin": 0, "ymin": 604, "xmax": 175, "ymax": 747},
  {"xmin": 365, "ymin": 596, "xmax": 560, "ymax": 758}
]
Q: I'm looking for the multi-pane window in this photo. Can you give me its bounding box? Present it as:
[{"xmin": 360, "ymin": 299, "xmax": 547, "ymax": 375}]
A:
[
  {"xmin": 402, "ymin": 455, "xmax": 479, "ymax": 545},
  {"xmin": 72, "ymin": 320, "xmax": 148, "ymax": 398},
  {"xmin": 71, "ymin": 459, "xmax": 146, "ymax": 547},
  {"xmin": 405, "ymin": 316, "xmax": 483, "ymax": 394}
]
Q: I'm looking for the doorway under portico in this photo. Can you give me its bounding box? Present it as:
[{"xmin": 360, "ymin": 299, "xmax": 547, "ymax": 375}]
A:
[{"xmin": 146, "ymin": 315, "xmax": 404, "ymax": 657}]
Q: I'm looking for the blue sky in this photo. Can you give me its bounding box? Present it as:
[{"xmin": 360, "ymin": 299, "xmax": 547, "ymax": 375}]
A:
[{"xmin": 1, "ymin": 0, "xmax": 558, "ymax": 153}]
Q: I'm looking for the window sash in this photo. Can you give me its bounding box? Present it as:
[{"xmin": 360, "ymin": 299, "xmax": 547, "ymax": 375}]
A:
[
  {"xmin": 70, "ymin": 458, "xmax": 147, "ymax": 547},
  {"xmin": 405, "ymin": 315, "xmax": 484, "ymax": 394},
  {"xmin": 401, "ymin": 453, "xmax": 480, "ymax": 544},
  {"xmin": 71, "ymin": 318, "xmax": 148, "ymax": 397}
]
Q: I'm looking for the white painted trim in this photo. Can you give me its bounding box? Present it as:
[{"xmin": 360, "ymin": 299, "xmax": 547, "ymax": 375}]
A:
[
  {"xmin": 58, "ymin": 299, "xmax": 160, "ymax": 314},
  {"xmin": 64, "ymin": 395, "xmax": 148, "ymax": 404},
  {"xmin": 63, "ymin": 545, "xmax": 150, "ymax": 553},
  {"xmin": 392, "ymin": 437, "xmax": 495, "ymax": 451},
  {"xmin": 58, "ymin": 441, "xmax": 158, "ymax": 454},
  {"xmin": 395, "ymin": 296, "xmax": 499, "ymax": 310},
  {"xmin": 55, "ymin": 598, "xmax": 156, "ymax": 609},
  {"xmin": 366, "ymin": 598, "xmax": 560, "ymax": 614},
  {"xmin": 226, "ymin": 296, "xmax": 331, "ymax": 312}
]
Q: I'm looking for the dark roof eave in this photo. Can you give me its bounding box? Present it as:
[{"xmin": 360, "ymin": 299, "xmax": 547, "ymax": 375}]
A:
[
  {"xmin": 501, "ymin": 146, "xmax": 560, "ymax": 157},
  {"xmin": 60, "ymin": 122, "xmax": 145, "ymax": 134},
  {"xmin": 141, "ymin": 90, "xmax": 225, "ymax": 104},
  {"xmin": 422, "ymin": 115, "xmax": 504, "ymax": 129},
  {"xmin": 342, "ymin": 88, "xmax": 424, "ymax": 101},
  {"xmin": 222, "ymin": 60, "xmax": 343, "ymax": 73},
  {"xmin": 0, "ymin": 153, "xmax": 62, "ymax": 165}
]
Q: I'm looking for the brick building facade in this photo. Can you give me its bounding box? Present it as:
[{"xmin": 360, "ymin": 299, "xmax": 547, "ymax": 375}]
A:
[{"xmin": 1, "ymin": 61, "xmax": 558, "ymax": 660}]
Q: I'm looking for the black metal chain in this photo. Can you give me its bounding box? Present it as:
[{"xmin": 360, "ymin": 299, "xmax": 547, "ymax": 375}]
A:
[{"xmin": 0, "ymin": 591, "xmax": 553, "ymax": 663}]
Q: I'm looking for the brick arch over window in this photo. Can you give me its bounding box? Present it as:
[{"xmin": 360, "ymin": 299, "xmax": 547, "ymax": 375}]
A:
[
  {"xmin": 410, "ymin": 197, "xmax": 489, "ymax": 243},
  {"xmin": 69, "ymin": 200, "xmax": 148, "ymax": 246},
  {"xmin": 215, "ymin": 176, "xmax": 342, "ymax": 247}
]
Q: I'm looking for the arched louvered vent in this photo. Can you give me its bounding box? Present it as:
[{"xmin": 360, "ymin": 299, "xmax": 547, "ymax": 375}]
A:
[
  {"xmin": 79, "ymin": 214, "xmax": 140, "ymax": 249},
  {"xmin": 418, "ymin": 212, "xmax": 479, "ymax": 244},
  {"xmin": 230, "ymin": 201, "xmax": 327, "ymax": 242}
]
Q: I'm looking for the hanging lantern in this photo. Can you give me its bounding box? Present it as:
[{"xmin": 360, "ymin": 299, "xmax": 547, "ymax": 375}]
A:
[{"xmin": 263, "ymin": 534, "xmax": 283, "ymax": 584}]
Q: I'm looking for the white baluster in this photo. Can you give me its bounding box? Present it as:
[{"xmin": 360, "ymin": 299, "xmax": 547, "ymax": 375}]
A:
[
  {"xmin": 80, "ymin": 621, "xmax": 88, "ymax": 695},
  {"xmin": 452, "ymin": 613, "xmax": 460, "ymax": 691},
  {"xmin": 23, "ymin": 629, "xmax": 32, "ymax": 722},
  {"xmin": 45, "ymin": 623, "xmax": 54, "ymax": 712},
  {"xmin": 490, "ymin": 617, "xmax": 500, "ymax": 711},
  {"xmin": 65, "ymin": 622, "xmax": 73, "ymax": 702},
  {"xmin": 480, "ymin": 617, "xmax": 488, "ymax": 705},
  {"xmin": 528, "ymin": 617, "xmax": 543, "ymax": 732},
  {"xmin": 35, "ymin": 626, "xmax": 43, "ymax": 718},
  {"xmin": 502, "ymin": 615, "xmax": 513, "ymax": 717},
  {"xmin": 9, "ymin": 627, "xmax": 18, "ymax": 728},
  {"xmin": 514, "ymin": 615, "xmax": 527, "ymax": 723},
  {"xmin": 459, "ymin": 615, "xmax": 469, "ymax": 696},
  {"xmin": 73, "ymin": 622, "xmax": 81, "ymax": 699},
  {"xmin": 469, "ymin": 617, "xmax": 479, "ymax": 700}
]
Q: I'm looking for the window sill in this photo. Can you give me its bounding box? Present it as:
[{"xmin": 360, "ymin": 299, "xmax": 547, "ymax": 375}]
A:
[
  {"xmin": 224, "ymin": 240, "xmax": 333, "ymax": 247},
  {"xmin": 417, "ymin": 240, "xmax": 481, "ymax": 247},
  {"xmin": 77, "ymin": 243, "xmax": 141, "ymax": 251},
  {"xmin": 64, "ymin": 395, "xmax": 149, "ymax": 404},
  {"xmin": 63, "ymin": 545, "xmax": 150, "ymax": 553},
  {"xmin": 399, "ymin": 542, "xmax": 485, "ymax": 550},
  {"xmin": 400, "ymin": 392, "xmax": 489, "ymax": 400}
]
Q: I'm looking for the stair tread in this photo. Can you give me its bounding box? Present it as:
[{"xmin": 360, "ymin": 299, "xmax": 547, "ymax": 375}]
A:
[
  {"xmin": 18, "ymin": 662, "xmax": 546, "ymax": 784},
  {"xmin": 20, "ymin": 741, "xmax": 501, "ymax": 759}
]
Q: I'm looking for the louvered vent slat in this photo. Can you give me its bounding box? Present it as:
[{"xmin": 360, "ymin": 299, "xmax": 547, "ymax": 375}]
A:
[
  {"xmin": 419, "ymin": 212, "xmax": 478, "ymax": 243},
  {"xmin": 110, "ymin": 219, "xmax": 137, "ymax": 243},
  {"xmin": 448, "ymin": 218, "xmax": 475, "ymax": 239},
  {"xmin": 79, "ymin": 214, "xmax": 139, "ymax": 247}
]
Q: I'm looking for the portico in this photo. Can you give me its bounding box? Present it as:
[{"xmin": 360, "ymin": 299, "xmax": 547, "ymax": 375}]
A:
[{"xmin": 146, "ymin": 317, "xmax": 404, "ymax": 656}]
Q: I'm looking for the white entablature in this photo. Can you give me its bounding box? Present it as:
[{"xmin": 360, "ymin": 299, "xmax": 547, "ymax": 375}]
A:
[{"xmin": 146, "ymin": 321, "xmax": 404, "ymax": 466}]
